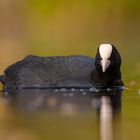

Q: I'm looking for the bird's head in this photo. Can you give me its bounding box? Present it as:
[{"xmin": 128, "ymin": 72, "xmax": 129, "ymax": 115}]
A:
[{"xmin": 95, "ymin": 44, "xmax": 121, "ymax": 73}]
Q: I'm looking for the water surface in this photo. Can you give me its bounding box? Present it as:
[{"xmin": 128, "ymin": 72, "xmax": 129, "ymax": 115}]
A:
[{"xmin": 1, "ymin": 88, "xmax": 138, "ymax": 140}]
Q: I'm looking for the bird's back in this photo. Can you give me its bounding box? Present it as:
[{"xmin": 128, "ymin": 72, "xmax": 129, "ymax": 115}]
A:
[{"xmin": 1, "ymin": 55, "xmax": 95, "ymax": 89}]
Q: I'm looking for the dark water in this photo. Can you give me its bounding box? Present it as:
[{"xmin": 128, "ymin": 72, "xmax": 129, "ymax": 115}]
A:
[{"xmin": 0, "ymin": 88, "xmax": 130, "ymax": 140}]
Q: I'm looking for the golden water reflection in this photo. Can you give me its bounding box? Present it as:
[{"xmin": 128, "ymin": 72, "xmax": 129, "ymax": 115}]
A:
[{"xmin": 0, "ymin": 90, "xmax": 121, "ymax": 140}]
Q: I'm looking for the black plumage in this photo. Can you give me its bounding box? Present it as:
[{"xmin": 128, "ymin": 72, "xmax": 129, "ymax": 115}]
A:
[
  {"xmin": 91, "ymin": 45, "xmax": 123, "ymax": 86},
  {"xmin": 0, "ymin": 44, "xmax": 123, "ymax": 90}
]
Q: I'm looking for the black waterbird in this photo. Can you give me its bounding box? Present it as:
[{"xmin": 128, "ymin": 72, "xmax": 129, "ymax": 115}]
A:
[{"xmin": 0, "ymin": 44, "xmax": 123, "ymax": 91}]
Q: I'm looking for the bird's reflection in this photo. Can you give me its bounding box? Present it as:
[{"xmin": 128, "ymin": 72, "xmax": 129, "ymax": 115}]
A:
[
  {"xmin": 2, "ymin": 88, "xmax": 122, "ymax": 140},
  {"xmin": 3, "ymin": 89, "xmax": 121, "ymax": 113}
]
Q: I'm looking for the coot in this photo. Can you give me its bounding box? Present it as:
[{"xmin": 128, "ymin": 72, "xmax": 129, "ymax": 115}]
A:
[{"xmin": 0, "ymin": 44, "xmax": 123, "ymax": 90}]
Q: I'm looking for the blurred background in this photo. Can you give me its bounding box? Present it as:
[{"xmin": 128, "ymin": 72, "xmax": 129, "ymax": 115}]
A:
[
  {"xmin": 0, "ymin": 0, "xmax": 140, "ymax": 87},
  {"xmin": 0, "ymin": 1, "xmax": 140, "ymax": 140}
]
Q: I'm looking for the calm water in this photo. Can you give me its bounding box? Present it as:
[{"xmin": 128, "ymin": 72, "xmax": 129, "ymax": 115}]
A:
[{"xmin": 0, "ymin": 88, "xmax": 139, "ymax": 140}]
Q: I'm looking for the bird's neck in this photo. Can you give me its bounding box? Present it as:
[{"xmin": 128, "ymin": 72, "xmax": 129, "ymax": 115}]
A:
[{"xmin": 91, "ymin": 69, "xmax": 123, "ymax": 87}]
